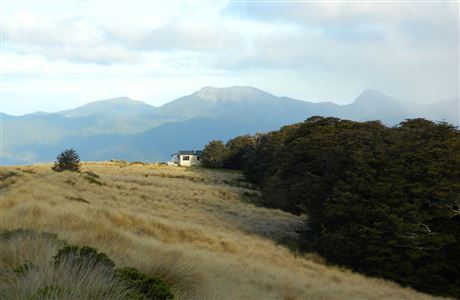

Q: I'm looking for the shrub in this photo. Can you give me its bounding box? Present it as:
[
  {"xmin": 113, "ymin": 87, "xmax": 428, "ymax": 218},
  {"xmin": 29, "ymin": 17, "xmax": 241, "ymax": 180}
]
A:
[
  {"xmin": 53, "ymin": 246, "xmax": 174, "ymax": 299},
  {"xmin": 201, "ymin": 140, "xmax": 227, "ymax": 168},
  {"xmin": 54, "ymin": 245, "xmax": 115, "ymax": 273},
  {"xmin": 223, "ymin": 135, "xmax": 254, "ymax": 170},
  {"xmin": 52, "ymin": 148, "xmax": 80, "ymax": 172},
  {"xmin": 115, "ymin": 267, "xmax": 174, "ymax": 300},
  {"xmin": 1, "ymin": 230, "xmax": 174, "ymax": 300}
]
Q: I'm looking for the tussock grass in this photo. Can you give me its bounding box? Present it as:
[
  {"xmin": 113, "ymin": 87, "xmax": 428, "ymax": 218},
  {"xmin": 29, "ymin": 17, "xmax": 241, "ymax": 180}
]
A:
[
  {"xmin": 0, "ymin": 230, "xmax": 133, "ymax": 300},
  {"xmin": 0, "ymin": 163, "xmax": 440, "ymax": 299}
]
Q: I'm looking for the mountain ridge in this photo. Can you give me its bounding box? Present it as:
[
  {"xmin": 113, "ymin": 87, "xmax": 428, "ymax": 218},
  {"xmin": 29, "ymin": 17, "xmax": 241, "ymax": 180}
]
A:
[
  {"xmin": 2, "ymin": 86, "xmax": 458, "ymax": 164},
  {"xmin": 9, "ymin": 86, "xmax": 456, "ymax": 117},
  {"xmin": 192, "ymin": 86, "xmax": 275, "ymax": 103},
  {"xmin": 58, "ymin": 96, "xmax": 156, "ymax": 118}
]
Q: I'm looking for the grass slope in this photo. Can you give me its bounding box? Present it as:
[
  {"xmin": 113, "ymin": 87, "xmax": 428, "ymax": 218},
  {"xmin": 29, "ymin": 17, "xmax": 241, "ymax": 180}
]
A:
[{"xmin": 0, "ymin": 163, "xmax": 439, "ymax": 299}]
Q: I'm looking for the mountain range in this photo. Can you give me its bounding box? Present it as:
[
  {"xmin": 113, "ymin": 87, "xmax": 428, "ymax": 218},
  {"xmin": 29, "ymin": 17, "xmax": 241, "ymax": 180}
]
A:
[{"xmin": 2, "ymin": 86, "xmax": 458, "ymax": 165}]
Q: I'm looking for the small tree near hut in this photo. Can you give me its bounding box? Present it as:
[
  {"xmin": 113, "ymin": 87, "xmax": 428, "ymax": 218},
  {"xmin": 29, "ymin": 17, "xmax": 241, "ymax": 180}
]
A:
[
  {"xmin": 201, "ymin": 140, "xmax": 227, "ymax": 168},
  {"xmin": 52, "ymin": 148, "xmax": 81, "ymax": 172}
]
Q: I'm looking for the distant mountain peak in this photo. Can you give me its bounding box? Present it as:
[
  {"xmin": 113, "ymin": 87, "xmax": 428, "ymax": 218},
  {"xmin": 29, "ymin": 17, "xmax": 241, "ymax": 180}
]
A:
[
  {"xmin": 355, "ymin": 89, "xmax": 397, "ymax": 104},
  {"xmin": 193, "ymin": 86, "xmax": 272, "ymax": 102},
  {"xmin": 59, "ymin": 96, "xmax": 155, "ymax": 118},
  {"xmin": 91, "ymin": 96, "xmax": 138, "ymax": 104},
  {"xmin": 360, "ymin": 89, "xmax": 384, "ymax": 96}
]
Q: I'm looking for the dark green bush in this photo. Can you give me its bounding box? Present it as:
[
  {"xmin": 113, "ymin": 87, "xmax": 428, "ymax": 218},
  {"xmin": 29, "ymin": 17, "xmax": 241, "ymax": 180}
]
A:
[
  {"xmin": 115, "ymin": 267, "xmax": 174, "ymax": 300},
  {"xmin": 52, "ymin": 148, "xmax": 80, "ymax": 172},
  {"xmin": 53, "ymin": 245, "xmax": 115, "ymax": 273},
  {"xmin": 201, "ymin": 140, "xmax": 227, "ymax": 168},
  {"xmin": 223, "ymin": 135, "xmax": 254, "ymax": 170},
  {"xmin": 53, "ymin": 245, "xmax": 173, "ymax": 299}
]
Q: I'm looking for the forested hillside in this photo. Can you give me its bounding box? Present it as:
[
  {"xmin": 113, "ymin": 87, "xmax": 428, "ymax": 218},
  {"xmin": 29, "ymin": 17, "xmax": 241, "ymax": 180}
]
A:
[{"xmin": 201, "ymin": 117, "xmax": 460, "ymax": 298}]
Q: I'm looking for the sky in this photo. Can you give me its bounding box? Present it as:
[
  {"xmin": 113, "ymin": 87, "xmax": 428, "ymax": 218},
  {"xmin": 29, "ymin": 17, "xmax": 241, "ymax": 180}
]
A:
[{"xmin": 1, "ymin": 0, "xmax": 459, "ymax": 115}]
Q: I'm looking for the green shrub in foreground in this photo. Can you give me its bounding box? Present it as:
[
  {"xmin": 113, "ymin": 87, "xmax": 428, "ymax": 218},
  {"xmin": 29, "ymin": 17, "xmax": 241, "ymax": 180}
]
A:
[
  {"xmin": 54, "ymin": 245, "xmax": 115, "ymax": 273},
  {"xmin": 53, "ymin": 245, "xmax": 173, "ymax": 299},
  {"xmin": 115, "ymin": 267, "xmax": 174, "ymax": 300}
]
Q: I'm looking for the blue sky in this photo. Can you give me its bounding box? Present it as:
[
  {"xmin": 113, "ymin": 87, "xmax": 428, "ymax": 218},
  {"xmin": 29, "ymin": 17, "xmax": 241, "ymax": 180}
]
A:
[{"xmin": 2, "ymin": 0, "xmax": 459, "ymax": 115}]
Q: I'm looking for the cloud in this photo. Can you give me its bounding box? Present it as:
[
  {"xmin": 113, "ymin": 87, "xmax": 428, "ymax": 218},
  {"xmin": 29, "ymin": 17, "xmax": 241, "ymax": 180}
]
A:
[
  {"xmin": 222, "ymin": 2, "xmax": 458, "ymax": 25},
  {"xmin": 222, "ymin": 2, "xmax": 458, "ymax": 45},
  {"xmin": 115, "ymin": 21, "xmax": 246, "ymax": 53},
  {"xmin": 2, "ymin": 1, "xmax": 458, "ymax": 113},
  {"xmin": 2, "ymin": 13, "xmax": 246, "ymax": 65},
  {"xmin": 3, "ymin": 17, "xmax": 141, "ymax": 65}
]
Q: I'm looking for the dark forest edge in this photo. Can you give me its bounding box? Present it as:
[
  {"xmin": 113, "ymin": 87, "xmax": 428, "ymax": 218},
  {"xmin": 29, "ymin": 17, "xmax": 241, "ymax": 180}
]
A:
[{"xmin": 201, "ymin": 116, "xmax": 460, "ymax": 298}]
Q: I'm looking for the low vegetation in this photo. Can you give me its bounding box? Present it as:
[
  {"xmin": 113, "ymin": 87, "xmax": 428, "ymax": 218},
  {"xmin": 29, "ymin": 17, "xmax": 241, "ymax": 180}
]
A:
[
  {"xmin": 0, "ymin": 229, "xmax": 172, "ymax": 299},
  {"xmin": 0, "ymin": 162, "xmax": 436, "ymax": 299},
  {"xmin": 52, "ymin": 148, "xmax": 81, "ymax": 172},
  {"xmin": 201, "ymin": 140, "xmax": 227, "ymax": 168},
  {"xmin": 203, "ymin": 117, "xmax": 460, "ymax": 298}
]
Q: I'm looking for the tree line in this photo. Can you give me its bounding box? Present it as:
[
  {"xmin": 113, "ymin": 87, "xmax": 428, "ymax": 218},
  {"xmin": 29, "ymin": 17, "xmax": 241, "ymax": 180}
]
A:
[{"xmin": 201, "ymin": 116, "xmax": 460, "ymax": 298}]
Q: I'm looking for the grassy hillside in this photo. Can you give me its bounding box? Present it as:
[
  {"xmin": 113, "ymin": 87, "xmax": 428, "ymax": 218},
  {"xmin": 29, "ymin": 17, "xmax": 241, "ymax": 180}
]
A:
[{"xmin": 0, "ymin": 163, "xmax": 439, "ymax": 299}]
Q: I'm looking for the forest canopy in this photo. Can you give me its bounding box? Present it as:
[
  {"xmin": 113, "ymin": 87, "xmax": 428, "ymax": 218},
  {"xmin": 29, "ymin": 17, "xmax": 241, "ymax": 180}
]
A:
[{"xmin": 203, "ymin": 117, "xmax": 460, "ymax": 298}]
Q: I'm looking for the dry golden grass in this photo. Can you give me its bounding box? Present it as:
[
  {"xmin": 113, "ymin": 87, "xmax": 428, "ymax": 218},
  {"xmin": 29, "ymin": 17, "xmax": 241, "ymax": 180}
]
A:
[
  {"xmin": 0, "ymin": 162, "xmax": 440, "ymax": 299},
  {"xmin": 0, "ymin": 230, "xmax": 132, "ymax": 300}
]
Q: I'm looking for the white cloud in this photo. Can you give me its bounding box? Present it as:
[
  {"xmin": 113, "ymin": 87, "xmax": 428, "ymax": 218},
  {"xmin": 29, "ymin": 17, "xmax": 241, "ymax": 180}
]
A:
[
  {"xmin": 1, "ymin": 1, "xmax": 458, "ymax": 115},
  {"xmin": 3, "ymin": 16, "xmax": 141, "ymax": 65}
]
